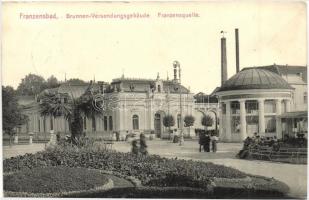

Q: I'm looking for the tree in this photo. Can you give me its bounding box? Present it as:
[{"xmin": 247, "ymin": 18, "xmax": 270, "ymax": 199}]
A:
[
  {"xmin": 39, "ymin": 81, "xmax": 101, "ymax": 142},
  {"xmin": 163, "ymin": 115, "xmax": 175, "ymax": 128},
  {"xmin": 163, "ymin": 115, "xmax": 175, "ymax": 137},
  {"xmin": 66, "ymin": 78, "xmax": 86, "ymax": 84},
  {"xmin": 46, "ymin": 75, "xmax": 60, "ymax": 88},
  {"xmin": 16, "ymin": 74, "xmax": 47, "ymax": 95},
  {"xmin": 2, "ymin": 86, "xmax": 28, "ymax": 145},
  {"xmin": 184, "ymin": 115, "xmax": 195, "ymax": 136},
  {"xmin": 202, "ymin": 115, "xmax": 213, "ymax": 130}
]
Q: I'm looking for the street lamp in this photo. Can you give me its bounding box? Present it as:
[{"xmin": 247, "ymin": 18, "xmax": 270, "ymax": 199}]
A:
[{"xmin": 173, "ymin": 61, "xmax": 184, "ymax": 145}]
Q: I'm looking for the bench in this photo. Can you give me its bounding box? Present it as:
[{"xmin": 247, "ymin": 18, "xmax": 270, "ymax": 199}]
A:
[
  {"xmin": 248, "ymin": 146, "xmax": 307, "ymax": 164},
  {"xmin": 103, "ymin": 140, "xmax": 114, "ymax": 150}
]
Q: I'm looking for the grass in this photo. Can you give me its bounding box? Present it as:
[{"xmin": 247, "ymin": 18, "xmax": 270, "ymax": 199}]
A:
[{"xmin": 4, "ymin": 166, "xmax": 109, "ymax": 193}]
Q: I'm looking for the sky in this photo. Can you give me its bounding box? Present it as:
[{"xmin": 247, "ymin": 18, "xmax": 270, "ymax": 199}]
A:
[{"xmin": 2, "ymin": 1, "xmax": 307, "ymax": 94}]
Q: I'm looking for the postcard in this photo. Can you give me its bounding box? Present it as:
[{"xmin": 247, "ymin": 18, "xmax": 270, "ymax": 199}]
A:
[{"xmin": 2, "ymin": 1, "xmax": 307, "ymax": 199}]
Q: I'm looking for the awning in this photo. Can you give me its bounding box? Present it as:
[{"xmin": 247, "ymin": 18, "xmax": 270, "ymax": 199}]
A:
[{"xmin": 279, "ymin": 111, "xmax": 308, "ymax": 119}]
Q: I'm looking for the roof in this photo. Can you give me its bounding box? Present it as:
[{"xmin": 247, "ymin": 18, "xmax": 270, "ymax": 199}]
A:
[
  {"xmin": 217, "ymin": 68, "xmax": 294, "ymax": 92},
  {"xmin": 242, "ymin": 64, "xmax": 307, "ymax": 82},
  {"xmin": 279, "ymin": 111, "xmax": 308, "ymax": 119},
  {"xmin": 111, "ymin": 78, "xmax": 190, "ymax": 93},
  {"xmin": 36, "ymin": 82, "xmax": 101, "ymax": 102},
  {"xmin": 194, "ymin": 92, "xmax": 218, "ymax": 103}
]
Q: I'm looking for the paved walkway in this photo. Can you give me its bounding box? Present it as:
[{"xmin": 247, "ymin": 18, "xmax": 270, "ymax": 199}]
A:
[
  {"xmin": 3, "ymin": 140, "xmax": 307, "ymax": 198},
  {"xmin": 3, "ymin": 144, "xmax": 46, "ymax": 159}
]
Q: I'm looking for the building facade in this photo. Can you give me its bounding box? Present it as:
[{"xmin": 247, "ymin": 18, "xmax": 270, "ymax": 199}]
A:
[{"xmin": 18, "ymin": 70, "xmax": 219, "ymax": 140}]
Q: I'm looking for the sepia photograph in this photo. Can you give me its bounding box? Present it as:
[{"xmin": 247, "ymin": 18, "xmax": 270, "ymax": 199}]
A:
[{"xmin": 1, "ymin": 1, "xmax": 308, "ymax": 198}]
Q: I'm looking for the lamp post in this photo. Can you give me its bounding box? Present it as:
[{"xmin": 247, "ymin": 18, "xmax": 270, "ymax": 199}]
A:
[{"xmin": 173, "ymin": 61, "xmax": 184, "ymax": 145}]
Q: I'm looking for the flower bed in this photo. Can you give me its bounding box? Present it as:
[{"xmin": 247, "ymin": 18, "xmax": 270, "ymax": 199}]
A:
[
  {"xmin": 4, "ymin": 167, "xmax": 110, "ymax": 193},
  {"xmin": 4, "ymin": 146, "xmax": 247, "ymax": 188},
  {"xmin": 3, "ymin": 144, "xmax": 289, "ymax": 197}
]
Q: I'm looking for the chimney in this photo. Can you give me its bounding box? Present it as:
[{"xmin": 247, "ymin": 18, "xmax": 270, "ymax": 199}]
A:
[
  {"xmin": 221, "ymin": 36, "xmax": 227, "ymax": 86},
  {"xmin": 235, "ymin": 28, "xmax": 240, "ymax": 73},
  {"xmin": 173, "ymin": 61, "xmax": 179, "ymax": 82},
  {"xmin": 173, "ymin": 65, "xmax": 177, "ymax": 81}
]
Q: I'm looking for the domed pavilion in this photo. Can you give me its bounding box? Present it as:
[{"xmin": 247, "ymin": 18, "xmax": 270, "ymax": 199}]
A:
[{"xmin": 216, "ymin": 68, "xmax": 294, "ymax": 142}]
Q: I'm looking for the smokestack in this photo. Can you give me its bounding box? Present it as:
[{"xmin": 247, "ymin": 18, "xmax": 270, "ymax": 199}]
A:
[
  {"xmin": 235, "ymin": 28, "xmax": 240, "ymax": 73},
  {"xmin": 221, "ymin": 36, "xmax": 227, "ymax": 86},
  {"xmin": 173, "ymin": 61, "xmax": 179, "ymax": 82}
]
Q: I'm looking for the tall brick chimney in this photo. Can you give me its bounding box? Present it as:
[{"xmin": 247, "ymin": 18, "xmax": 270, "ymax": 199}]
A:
[
  {"xmin": 221, "ymin": 36, "xmax": 227, "ymax": 86},
  {"xmin": 235, "ymin": 28, "xmax": 240, "ymax": 73}
]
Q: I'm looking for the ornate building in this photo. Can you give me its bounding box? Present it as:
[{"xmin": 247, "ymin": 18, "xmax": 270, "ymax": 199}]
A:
[{"xmin": 18, "ymin": 66, "xmax": 219, "ymax": 140}]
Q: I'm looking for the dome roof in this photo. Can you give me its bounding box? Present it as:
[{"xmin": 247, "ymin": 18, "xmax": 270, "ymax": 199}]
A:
[{"xmin": 218, "ymin": 68, "xmax": 293, "ymax": 92}]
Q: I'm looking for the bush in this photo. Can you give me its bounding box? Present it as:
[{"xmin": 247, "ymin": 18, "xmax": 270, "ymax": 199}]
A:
[{"xmin": 4, "ymin": 166, "xmax": 109, "ymax": 193}]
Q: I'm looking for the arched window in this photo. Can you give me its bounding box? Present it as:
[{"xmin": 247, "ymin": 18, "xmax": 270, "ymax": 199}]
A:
[
  {"xmin": 92, "ymin": 116, "xmax": 96, "ymax": 132},
  {"xmin": 43, "ymin": 117, "xmax": 46, "ymax": 132},
  {"xmin": 83, "ymin": 117, "xmax": 87, "ymax": 130},
  {"xmin": 177, "ymin": 114, "xmax": 181, "ymax": 128},
  {"xmin": 50, "ymin": 117, "xmax": 54, "ymax": 131},
  {"xmin": 103, "ymin": 116, "xmax": 108, "ymax": 131},
  {"xmin": 132, "ymin": 115, "xmax": 139, "ymax": 130},
  {"xmin": 109, "ymin": 116, "xmax": 113, "ymax": 131}
]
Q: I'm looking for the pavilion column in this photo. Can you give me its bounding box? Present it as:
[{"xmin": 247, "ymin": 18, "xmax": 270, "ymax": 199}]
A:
[
  {"xmin": 276, "ymin": 99, "xmax": 282, "ymax": 139},
  {"xmin": 258, "ymin": 99, "xmax": 265, "ymax": 135},
  {"xmin": 219, "ymin": 102, "xmax": 224, "ymax": 141},
  {"xmin": 225, "ymin": 101, "xmax": 232, "ymax": 141},
  {"xmin": 239, "ymin": 100, "xmax": 247, "ymax": 141}
]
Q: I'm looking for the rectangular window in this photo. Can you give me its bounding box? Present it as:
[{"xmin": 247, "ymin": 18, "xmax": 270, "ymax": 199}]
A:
[
  {"xmin": 109, "ymin": 116, "xmax": 113, "ymax": 131},
  {"xmin": 304, "ymin": 92, "xmax": 307, "ymax": 104},
  {"xmin": 104, "ymin": 116, "xmax": 108, "ymax": 131},
  {"xmin": 231, "ymin": 101, "xmax": 240, "ymax": 115},
  {"xmin": 245, "ymin": 100, "xmax": 258, "ymax": 114},
  {"xmin": 231, "ymin": 116, "xmax": 240, "ymax": 133},
  {"xmin": 264, "ymin": 100, "xmax": 276, "ymax": 113}
]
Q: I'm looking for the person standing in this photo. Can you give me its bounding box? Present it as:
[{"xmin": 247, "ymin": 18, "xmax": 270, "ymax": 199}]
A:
[
  {"xmin": 198, "ymin": 131, "xmax": 205, "ymax": 152},
  {"xmin": 211, "ymin": 133, "xmax": 219, "ymax": 153},
  {"xmin": 204, "ymin": 132, "xmax": 211, "ymax": 152},
  {"xmin": 131, "ymin": 140, "xmax": 139, "ymax": 155},
  {"xmin": 139, "ymin": 133, "xmax": 148, "ymax": 155}
]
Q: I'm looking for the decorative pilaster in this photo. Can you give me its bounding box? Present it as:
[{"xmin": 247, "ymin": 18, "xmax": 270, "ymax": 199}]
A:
[
  {"xmin": 258, "ymin": 99, "xmax": 265, "ymax": 135},
  {"xmin": 239, "ymin": 100, "xmax": 247, "ymax": 141}
]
